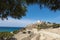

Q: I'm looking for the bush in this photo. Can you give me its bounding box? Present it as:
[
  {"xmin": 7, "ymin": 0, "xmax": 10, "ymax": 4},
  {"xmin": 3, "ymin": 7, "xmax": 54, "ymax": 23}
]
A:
[
  {"xmin": 28, "ymin": 31, "xmax": 31, "ymax": 34},
  {"xmin": 13, "ymin": 30, "xmax": 19, "ymax": 34},
  {"xmin": 52, "ymin": 23, "xmax": 60, "ymax": 28},
  {"xmin": 22, "ymin": 31, "xmax": 26, "ymax": 34},
  {"xmin": 0, "ymin": 32, "xmax": 14, "ymax": 40},
  {"xmin": 37, "ymin": 23, "xmax": 48, "ymax": 29}
]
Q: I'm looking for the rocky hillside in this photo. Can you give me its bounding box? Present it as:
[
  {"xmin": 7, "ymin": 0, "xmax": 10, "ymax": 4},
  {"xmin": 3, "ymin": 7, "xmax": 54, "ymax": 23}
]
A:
[
  {"xmin": 14, "ymin": 28, "xmax": 60, "ymax": 40},
  {"xmin": 26, "ymin": 20, "xmax": 60, "ymax": 30},
  {"xmin": 14, "ymin": 20, "xmax": 60, "ymax": 40}
]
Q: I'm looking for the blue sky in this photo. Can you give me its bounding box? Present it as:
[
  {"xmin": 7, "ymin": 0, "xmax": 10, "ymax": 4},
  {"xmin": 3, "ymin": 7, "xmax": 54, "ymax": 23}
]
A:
[{"xmin": 0, "ymin": 4, "xmax": 60, "ymax": 27}]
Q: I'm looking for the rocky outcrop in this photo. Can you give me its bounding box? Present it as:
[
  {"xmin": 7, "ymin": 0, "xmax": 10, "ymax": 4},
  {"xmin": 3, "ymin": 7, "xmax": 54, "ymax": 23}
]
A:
[
  {"xmin": 14, "ymin": 20, "xmax": 60, "ymax": 40},
  {"xmin": 14, "ymin": 28, "xmax": 60, "ymax": 40}
]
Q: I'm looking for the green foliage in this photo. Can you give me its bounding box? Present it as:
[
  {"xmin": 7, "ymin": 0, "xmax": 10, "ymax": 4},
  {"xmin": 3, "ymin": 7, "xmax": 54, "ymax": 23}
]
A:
[
  {"xmin": 22, "ymin": 31, "xmax": 26, "ymax": 34},
  {"xmin": 37, "ymin": 22, "xmax": 60, "ymax": 29},
  {"xmin": 0, "ymin": 32, "xmax": 14, "ymax": 40},
  {"xmin": 47, "ymin": 22, "xmax": 51, "ymax": 24},
  {"xmin": 28, "ymin": 31, "xmax": 31, "ymax": 34},
  {"xmin": 37, "ymin": 23, "xmax": 49, "ymax": 29},
  {"xmin": 0, "ymin": 0, "xmax": 27, "ymax": 20},
  {"xmin": 13, "ymin": 30, "xmax": 19, "ymax": 34},
  {"xmin": 26, "ymin": 0, "xmax": 60, "ymax": 11},
  {"xmin": 0, "ymin": 0, "xmax": 60, "ymax": 19},
  {"xmin": 52, "ymin": 23, "xmax": 60, "ymax": 28}
]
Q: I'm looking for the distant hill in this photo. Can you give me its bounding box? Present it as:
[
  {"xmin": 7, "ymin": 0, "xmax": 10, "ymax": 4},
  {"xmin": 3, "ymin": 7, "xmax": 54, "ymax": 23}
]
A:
[{"xmin": 26, "ymin": 20, "xmax": 60, "ymax": 30}]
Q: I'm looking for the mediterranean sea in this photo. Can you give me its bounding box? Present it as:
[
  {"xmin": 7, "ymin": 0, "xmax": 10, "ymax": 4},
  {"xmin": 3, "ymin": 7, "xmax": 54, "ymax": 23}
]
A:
[{"xmin": 0, "ymin": 27, "xmax": 23, "ymax": 32}]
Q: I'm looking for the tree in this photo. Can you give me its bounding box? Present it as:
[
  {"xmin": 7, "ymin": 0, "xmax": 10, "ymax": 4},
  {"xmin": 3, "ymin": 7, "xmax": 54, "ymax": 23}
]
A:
[
  {"xmin": 0, "ymin": 0, "xmax": 27, "ymax": 20},
  {"xmin": 0, "ymin": 0, "xmax": 60, "ymax": 19},
  {"xmin": 47, "ymin": 22, "xmax": 51, "ymax": 24},
  {"xmin": 26, "ymin": 0, "xmax": 60, "ymax": 11}
]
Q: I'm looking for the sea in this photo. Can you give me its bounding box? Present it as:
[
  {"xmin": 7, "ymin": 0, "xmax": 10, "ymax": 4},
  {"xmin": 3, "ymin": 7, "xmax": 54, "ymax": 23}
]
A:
[{"xmin": 0, "ymin": 27, "xmax": 23, "ymax": 32}]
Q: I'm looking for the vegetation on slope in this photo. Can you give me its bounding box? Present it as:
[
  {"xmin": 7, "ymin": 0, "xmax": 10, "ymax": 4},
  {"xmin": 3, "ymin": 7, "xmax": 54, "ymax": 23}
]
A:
[
  {"xmin": 37, "ymin": 22, "xmax": 60, "ymax": 30},
  {"xmin": 13, "ymin": 30, "xmax": 20, "ymax": 34},
  {"xmin": 0, "ymin": 32, "xmax": 14, "ymax": 40}
]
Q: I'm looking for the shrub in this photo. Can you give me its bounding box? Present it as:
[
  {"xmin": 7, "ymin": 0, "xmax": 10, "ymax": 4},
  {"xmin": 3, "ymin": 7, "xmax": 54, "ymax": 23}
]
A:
[
  {"xmin": 13, "ymin": 30, "xmax": 19, "ymax": 34},
  {"xmin": 0, "ymin": 32, "xmax": 14, "ymax": 40},
  {"xmin": 22, "ymin": 31, "xmax": 26, "ymax": 34},
  {"xmin": 28, "ymin": 31, "xmax": 31, "ymax": 34}
]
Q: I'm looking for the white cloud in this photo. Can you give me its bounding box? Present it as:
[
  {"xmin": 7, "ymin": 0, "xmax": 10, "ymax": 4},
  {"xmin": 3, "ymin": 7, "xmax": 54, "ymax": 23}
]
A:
[{"xmin": 0, "ymin": 18, "xmax": 36, "ymax": 27}]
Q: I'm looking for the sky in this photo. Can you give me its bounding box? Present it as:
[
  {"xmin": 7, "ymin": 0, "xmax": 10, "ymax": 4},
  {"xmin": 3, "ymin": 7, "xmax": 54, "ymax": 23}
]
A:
[{"xmin": 0, "ymin": 4, "xmax": 60, "ymax": 27}]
